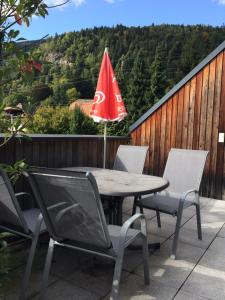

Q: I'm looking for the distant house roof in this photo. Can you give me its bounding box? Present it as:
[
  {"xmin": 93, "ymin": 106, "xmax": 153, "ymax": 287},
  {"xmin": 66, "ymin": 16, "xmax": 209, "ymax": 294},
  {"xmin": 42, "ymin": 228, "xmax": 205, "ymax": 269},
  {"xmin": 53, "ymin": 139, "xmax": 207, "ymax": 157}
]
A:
[
  {"xmin": 129, "ymin": 39, "xmax": 225, "ymax": 133},
  {"xmin": 69, "ymin": 99, "xmax": 93, "ymax": 116}
]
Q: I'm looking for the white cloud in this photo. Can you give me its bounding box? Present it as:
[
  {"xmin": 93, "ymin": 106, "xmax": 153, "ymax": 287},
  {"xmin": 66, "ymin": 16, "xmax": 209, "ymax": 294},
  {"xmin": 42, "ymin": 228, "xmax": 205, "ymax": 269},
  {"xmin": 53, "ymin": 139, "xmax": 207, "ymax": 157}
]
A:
[
  {"xmin": 104, "ymin": 0, "xmax": 115, "ymax": 3},
  {"xmin": 45, "ymin": 0, "xmax": 85, "ymax": 8},
  {"xmin": 72, "ymin": 0, "xmax": 86, "ymax": 7},
  {"xmin": 214, "ymin": 0, "xmax": 225, "ymax": 5}
]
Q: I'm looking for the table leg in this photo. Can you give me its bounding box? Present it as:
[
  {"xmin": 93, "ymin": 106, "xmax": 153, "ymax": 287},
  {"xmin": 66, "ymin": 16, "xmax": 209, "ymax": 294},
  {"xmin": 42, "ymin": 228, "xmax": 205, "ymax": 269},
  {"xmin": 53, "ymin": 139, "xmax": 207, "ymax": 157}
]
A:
[
  {"xmin": 114, "ymin": 197, "xmax": 123, "ymax": 226},
  {"xmin": 107, "ymin": 196, "xmax": 124, "ymax": 226}
]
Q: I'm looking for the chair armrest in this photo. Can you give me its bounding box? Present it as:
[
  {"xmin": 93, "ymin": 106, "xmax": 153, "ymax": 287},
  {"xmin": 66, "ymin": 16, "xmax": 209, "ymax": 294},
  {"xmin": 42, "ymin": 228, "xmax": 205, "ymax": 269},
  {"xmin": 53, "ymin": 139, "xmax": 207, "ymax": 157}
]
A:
[
  {"xmin": 180, "ymin": 189, "xmax": 199, "ymax": 203},
  {"xmin": 47, "ymin": 202, "xmax": 67, "ymax": 211},
  {"xmin": 15, "ymin": 192, "xmax": 33, "ymax": 199},
  {"xmin": 119, "ymin": 213, "xmax": 147, "ymax": 247}
]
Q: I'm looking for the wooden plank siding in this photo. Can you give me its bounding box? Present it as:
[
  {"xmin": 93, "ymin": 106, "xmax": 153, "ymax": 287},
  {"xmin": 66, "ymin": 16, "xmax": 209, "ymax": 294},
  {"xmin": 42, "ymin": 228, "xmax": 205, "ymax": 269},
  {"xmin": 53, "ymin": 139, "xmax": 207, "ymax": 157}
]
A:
[
  {"xmin": 0, "ymin": 135, "xmax": 129, "ymax": 170},
  {"xmin": 130, "ymin": 48, "xmax": 225, "ymax": 199}
]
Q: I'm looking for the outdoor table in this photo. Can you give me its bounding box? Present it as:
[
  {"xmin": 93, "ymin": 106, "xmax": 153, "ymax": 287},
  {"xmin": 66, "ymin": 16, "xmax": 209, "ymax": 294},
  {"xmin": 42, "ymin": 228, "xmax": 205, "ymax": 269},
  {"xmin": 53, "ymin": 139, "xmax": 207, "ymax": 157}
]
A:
[{"xmin": 64, "ymin": 167, "xmax": 169, "ymax": 225}]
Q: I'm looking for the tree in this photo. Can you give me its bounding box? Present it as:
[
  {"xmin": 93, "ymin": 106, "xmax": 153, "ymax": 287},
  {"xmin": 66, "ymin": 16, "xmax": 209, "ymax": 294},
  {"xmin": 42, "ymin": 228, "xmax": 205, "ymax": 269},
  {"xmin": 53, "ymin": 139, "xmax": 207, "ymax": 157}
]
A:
[
  {"xmin": 70, "ymin": 107, "xmax": 98, "ymax": 135},
  {"xmin": 126, "ymin": 50, "xmax": 151, "ymax": 124},
  {"xmin": 0, "ymin": 0, "xmax": 51, "ymax": 145},
  {"xmin": 28, "ymin": 105, "xmax": 71, "ymax": 134},
  {"xmin": 66, "ymin": 87, "xmax": 80, "ymax": 103},
  {"xmin": 150, "ymin": 44, "xmax": 168, "ymax": 104}
]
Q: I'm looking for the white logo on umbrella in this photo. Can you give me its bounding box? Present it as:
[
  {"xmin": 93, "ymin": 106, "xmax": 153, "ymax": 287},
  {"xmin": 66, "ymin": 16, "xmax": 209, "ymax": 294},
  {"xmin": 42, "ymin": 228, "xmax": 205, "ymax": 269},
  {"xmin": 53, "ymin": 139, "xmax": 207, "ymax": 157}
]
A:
[
  {"xmin": 93, "ymin": 91, "xmax": 105, "ymax": 104},
  {"xmin": 115, "ymin": 94, "xmax": 122, "ymax": 102}
]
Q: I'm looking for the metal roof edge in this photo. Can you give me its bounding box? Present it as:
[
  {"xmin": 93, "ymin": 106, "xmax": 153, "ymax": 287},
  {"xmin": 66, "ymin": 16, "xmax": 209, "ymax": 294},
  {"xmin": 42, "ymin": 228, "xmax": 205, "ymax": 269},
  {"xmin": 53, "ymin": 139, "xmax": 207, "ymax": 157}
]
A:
[{"xmin": 129, "ymin": 39, "xmax": 225, "ymax": 133}]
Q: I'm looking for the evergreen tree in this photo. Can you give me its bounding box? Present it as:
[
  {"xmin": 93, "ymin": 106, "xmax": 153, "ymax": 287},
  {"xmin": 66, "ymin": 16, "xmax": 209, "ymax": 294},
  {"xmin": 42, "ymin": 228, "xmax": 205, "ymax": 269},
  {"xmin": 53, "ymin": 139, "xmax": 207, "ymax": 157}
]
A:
[
  {"xmin": 150, "ymin": 44, "xmax": 167, "ymax": 104},
  {"xmin": 126, "ymin": 50, "xmax": 151, "ymax": 124}
]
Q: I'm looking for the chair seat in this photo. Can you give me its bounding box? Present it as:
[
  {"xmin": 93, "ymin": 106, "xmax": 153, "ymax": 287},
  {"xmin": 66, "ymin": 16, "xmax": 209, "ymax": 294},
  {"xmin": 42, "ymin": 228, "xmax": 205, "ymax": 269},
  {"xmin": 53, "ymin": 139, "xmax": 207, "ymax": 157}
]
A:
[
  {"xmin": 108, "ymin": 224, "xmax": 140, "ymax": 253},
  {"xmin": 23, "ymin": 208, "xmax": 46, "ymax": 233},
  {"xmin": 137, "ymin": 190, "xmax": 194, "ymax": 216}
]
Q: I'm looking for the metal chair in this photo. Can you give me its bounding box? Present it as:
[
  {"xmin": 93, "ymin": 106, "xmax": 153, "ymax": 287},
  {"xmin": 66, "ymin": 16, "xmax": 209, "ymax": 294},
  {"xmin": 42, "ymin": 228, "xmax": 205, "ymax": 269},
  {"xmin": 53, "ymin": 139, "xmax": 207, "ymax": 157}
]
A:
[
  {"xmin": 24, "ymin": 168, "xmax": 150, "ymax": 300},
  {"xmin": 0, "ymin": 169, "xmax": 46, "ymax": 300},
  {"xmin": 113, "ymin": 145, "xmax": 149, "ymax": 174},
  {"xmin": 133, "ymin": 148, "xmax": 208, "ymax": 259},
  {"xmin": 105, "ymin": 145, "xmax": 149, "ymax": 222}
]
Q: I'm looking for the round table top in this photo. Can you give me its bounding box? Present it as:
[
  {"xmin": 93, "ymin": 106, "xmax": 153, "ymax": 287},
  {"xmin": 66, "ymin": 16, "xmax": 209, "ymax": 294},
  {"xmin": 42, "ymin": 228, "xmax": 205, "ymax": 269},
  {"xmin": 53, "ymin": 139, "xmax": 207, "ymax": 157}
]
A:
[{"xmin": 65, "ymin": 167, "xmax": 169, "ymax": 197}]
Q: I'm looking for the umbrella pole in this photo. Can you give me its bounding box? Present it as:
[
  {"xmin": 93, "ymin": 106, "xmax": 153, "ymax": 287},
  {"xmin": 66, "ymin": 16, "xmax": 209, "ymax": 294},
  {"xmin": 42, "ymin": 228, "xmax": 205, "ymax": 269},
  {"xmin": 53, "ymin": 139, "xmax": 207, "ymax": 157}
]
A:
[{"xmin": 103, "ymin": 122, "xmax": 107, "ymax": 168}]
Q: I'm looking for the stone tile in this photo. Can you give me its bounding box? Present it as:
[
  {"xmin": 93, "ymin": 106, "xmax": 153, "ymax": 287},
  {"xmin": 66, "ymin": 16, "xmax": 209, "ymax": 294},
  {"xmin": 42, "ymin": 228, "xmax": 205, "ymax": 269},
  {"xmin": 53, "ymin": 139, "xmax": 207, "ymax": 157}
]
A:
[
  {"xmin": 202, "ymin": 199, "xmax": 225, "ymax": 214},
  {"xmin": 103, "ymin": 274, "xmax": 177, "ymax": 300},
  {"xmin": 182, "ymin": 250, "xmax": 225, "ymax": 299},
  {"xmin": 170, "ymin": 226, "xmax": 215, "ymax": 250},
  {"xmin": 32, "ymin": 279, "xmax": 99, "ymax": 300},
  {"xmin": 199, "ymin": 197, "xmax": 213, "ymax": 208},
  {"xmin": 147, "ymin": 219, "xmax": 176, "ymax": 239},
  {"xmin": 182, "ymin": 206, "xmax": 196, "ymax": 218},
  {"xmin": 183, "ymin": 214, "xmax": 224, "ymax": 236},
  {"xmin": 207, "ymin": 237, "xmax": 225, "ymax": 256},
  {"xmin": 50, "ymin": 246, "xmax": 90, "ymax": 278},
  {"xmin": 65, "ymin": 258, "xmax": 129, "ymax": 298},
  {"xmin": 154, "ymin": 239, "xmax": 205, "ymax": 263},
  {"xmin": 135, "ymin": 254, "xmax": 194, "ymax": 289},
  {"xmin": 0, "ymin": 263, "xmax": 58, "ymax": 299},
  {"xmin": 174, "ymin": 290, "xmax": 211, "ymax": 300},
  {"xmin": 218, "ymin": 225, "xmax": 225, "ymax": 238}
]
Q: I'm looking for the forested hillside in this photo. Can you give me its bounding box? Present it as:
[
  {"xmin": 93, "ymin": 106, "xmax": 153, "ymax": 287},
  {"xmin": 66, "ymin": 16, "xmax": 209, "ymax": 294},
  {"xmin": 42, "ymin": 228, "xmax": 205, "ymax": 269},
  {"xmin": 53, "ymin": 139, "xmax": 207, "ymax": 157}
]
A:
[{"xmin": 4, "ymin": 24, "xmax": 225, "ymax": 135}]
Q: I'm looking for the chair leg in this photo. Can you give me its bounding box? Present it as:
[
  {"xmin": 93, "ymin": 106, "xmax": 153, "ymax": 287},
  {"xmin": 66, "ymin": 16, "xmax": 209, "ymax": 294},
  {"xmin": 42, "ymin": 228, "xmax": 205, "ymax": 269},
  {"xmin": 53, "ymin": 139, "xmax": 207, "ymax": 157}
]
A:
[
  {"xmin": 40, "ymin": 238, "xmax": 55, "ymax": 300},
  {"xmin": 19, "ymin": 214, "xmax": 43, "ymax": 300},
  {"xmin": 156, "ymin": 211, "xmax": 161, "ymax": 228},
  {"xmin": 171, "ymin": 205, "xmax": 184, "ymax": 260},
  {"xmin": 141, "ymin": 234, "xmax": 150, "ymax": 285},
  {"xmin": 110, "ymin": 250, "xmax": 125, "ymax": 300},
  {"xmin": 195, "ymin": 204, "xmax": 202, "ymax": 240},
  {"xmin": 132, "ymin": 196, "xmax": 137, "ymax": 216}
]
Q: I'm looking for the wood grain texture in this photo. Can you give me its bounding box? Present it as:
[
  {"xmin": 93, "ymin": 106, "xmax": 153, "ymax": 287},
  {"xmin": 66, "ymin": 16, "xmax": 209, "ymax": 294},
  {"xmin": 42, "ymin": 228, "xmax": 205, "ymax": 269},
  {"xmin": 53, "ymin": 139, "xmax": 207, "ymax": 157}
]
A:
[{"xmin": 130, "ymin": 49, "xmax": 225, "ymax": 199}]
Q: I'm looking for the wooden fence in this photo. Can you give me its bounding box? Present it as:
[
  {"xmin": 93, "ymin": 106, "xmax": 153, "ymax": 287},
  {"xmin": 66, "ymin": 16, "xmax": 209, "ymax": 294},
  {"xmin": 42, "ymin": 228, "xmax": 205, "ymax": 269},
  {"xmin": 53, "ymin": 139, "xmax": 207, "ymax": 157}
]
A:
[{"xmin": 0, "ymin": 134, "xmax": 129, "ymax": 169}]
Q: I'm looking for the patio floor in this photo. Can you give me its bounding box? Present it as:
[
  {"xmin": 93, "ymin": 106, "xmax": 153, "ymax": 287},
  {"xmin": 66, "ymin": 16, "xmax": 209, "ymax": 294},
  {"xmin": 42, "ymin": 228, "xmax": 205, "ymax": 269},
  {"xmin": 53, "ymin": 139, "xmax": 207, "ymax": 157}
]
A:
[{"xmin": 1, "ymin": 197, "xmax": 225, "ymax": 300}]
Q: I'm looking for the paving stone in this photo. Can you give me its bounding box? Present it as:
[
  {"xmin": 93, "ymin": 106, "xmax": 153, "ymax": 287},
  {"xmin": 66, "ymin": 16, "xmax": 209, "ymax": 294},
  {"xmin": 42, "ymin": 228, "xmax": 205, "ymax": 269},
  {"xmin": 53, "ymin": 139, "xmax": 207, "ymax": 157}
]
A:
[
  {"xmin": 32, "ymin": 279, "xmax": 99, "ymax": 300},
  {"xmin": 170, "ymin": 226, "xmax": 215, "ymax": 250},
  {"xmin": 50, "ymin": 246, "xmax": 90, "ymax": 278},
  {"xmin": 202, "ymin": 199, "xmax": 225, "ymax": 214},
  {"xmin": 65, "ymin": 258, "xmax": 129, "ymax": 298},
  {"xmin": 154, "ymin": 239, "xmax": 205, "ymax": 263},
  {"xmin": 134, "ymin": 254, "xmax": 194, "ymax": 289},
  {"xmin": 0, "ymin": 263, "xmax": 58, "ymax": 299},
  {"xmin": 182, "ymin": 250, "xmax": 225, "ymax": 300},
  {"xmin": 103, "ymin": 273, "xmax": 177, "ymax": 300},
  {"xmin": 218, "ymin": 225, "xmax": 225, "ymax": 238},
  {"xmin": 183, "ymin": 215, "xmax": 224, "ymax": 236},
  {"xmin": 174, "ymin": 290, "xmax": 211, "ymax": 300},
  {"xmin": 207, "ymin": 237, "xmax": 225, "ymax": 255}
]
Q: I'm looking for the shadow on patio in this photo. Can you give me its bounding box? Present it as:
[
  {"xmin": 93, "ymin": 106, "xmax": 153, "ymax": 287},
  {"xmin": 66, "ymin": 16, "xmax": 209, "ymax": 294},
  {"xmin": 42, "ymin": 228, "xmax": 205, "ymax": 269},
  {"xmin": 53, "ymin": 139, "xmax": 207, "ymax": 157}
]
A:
[{"xmin": 1, "ymin": 197, "xmax": 225, "ymax": 300}]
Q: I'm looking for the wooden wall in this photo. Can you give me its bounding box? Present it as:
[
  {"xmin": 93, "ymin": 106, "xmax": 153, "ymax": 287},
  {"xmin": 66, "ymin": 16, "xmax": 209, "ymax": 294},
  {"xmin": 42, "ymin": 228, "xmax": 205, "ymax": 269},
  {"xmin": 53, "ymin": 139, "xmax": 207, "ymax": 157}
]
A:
[
  {"xmin": 0, "ymin": 135, "xmax": 129, "ymax": 169},
  {"xmin": 131, "ymin": 50, "xmax": 225, "ymax": 200}
]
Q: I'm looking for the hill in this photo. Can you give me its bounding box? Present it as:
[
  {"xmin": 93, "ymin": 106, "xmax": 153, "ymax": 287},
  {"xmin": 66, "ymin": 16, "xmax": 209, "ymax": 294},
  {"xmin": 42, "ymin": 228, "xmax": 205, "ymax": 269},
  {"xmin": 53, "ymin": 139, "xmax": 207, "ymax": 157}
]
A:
[{"xmin": 4, "ymin": 24, "xmax": 225, "ymax": 134}]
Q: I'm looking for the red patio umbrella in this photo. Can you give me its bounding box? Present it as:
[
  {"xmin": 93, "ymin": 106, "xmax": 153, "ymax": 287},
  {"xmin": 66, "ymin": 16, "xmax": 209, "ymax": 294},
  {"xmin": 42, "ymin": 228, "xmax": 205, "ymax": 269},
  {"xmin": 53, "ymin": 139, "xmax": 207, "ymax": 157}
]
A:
[{"xmin": 90, "ymin": 48, "xmax": 127, "ymax": 168}]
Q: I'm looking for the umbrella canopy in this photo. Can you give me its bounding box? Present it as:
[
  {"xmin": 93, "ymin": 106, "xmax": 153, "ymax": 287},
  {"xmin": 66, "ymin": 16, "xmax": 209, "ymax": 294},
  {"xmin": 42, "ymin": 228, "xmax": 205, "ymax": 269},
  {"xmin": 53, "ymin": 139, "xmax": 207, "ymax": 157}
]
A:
[
  {"xmin": 90, "ymin": 48, "xmax": 127, "ymax": 122},
  {"xmin": 90, "ymin": 48, "xmax": 127, "ymax": 168}
]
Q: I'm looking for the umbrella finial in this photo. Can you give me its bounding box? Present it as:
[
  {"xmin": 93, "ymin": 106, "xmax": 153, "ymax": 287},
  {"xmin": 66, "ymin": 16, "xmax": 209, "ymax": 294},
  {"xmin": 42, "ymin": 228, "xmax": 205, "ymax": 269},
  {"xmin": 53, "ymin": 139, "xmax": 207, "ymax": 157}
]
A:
[{"xmin": 104, "ymin": 47, "xmax": 108, "ymax": 53}]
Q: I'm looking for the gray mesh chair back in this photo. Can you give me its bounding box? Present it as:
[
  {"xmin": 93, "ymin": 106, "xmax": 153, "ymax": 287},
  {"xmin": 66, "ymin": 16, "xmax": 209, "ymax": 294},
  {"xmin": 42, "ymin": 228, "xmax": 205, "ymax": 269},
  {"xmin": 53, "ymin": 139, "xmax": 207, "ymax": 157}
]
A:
[
  {"xmin": 113, "ymin": 145, "xmax": 149, "ymax": 174},
  {"xmin": 163, "ymin": 148, "xmax": 208, "ymax": 194},
  {"xmin": 26, "ymin": 168, "xmax": 150, "ymax": 300},
  {"xmin": 0, "ymin": 169, "xmax": 28, "ymax": 233},
  {"xmin": 134, "ymin": 148, "xmax": 209, "ymax": 259},
  {"xmin": 27, "ymin": 168, "xmax": 112, "ymax": 249},
  {"xmin": 0, "ymin": 169, "xmax": 45, "ymax": 300}
]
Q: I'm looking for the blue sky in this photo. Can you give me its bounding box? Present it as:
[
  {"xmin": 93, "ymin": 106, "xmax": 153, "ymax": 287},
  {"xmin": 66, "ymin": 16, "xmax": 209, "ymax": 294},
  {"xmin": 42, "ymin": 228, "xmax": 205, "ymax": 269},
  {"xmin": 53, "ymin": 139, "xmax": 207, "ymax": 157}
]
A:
[{"xmin": 20, "ymin": 0, "xmax": 225, "ymax": 40}]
